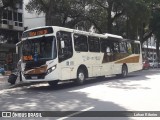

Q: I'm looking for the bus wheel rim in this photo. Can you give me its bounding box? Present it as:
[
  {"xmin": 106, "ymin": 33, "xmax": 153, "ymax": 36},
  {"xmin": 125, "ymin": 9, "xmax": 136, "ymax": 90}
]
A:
[{"xmin": 78, "ymin": 72, "xmax": 84, "ymax": 81}]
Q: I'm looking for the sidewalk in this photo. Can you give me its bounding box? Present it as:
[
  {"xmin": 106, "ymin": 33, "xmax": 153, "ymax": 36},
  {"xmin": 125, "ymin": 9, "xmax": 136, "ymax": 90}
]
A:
[
  {"xmin": 0, "ymin": 74, "xmax": 39, "ymax": 90},
  {"xmin": 0, "ymin": 75, "xmax": 10, "ymax": 90},
  {"xmin": 0, "ymin": 75, "xmax": 25, "ymax": 90}
]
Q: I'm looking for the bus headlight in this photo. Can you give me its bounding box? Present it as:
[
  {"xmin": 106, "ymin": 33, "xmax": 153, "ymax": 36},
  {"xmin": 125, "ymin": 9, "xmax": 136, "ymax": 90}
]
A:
[{"xmin": 47, "ymin": 65, "xmax": 56, "ymax": 74}]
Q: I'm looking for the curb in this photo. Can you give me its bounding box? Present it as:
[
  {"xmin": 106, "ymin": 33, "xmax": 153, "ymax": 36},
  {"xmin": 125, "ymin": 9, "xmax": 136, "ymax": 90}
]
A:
[
  {"xmin": 9, "ymin": 81, "xmax": 44, "ymax": 89},
  {"xmin": 9, "ymin": 82, "xmax": 33, "ymax": 88},
  {"xmin": 0, "ymin": 75, "xmax": 32, "ymax": 90}
]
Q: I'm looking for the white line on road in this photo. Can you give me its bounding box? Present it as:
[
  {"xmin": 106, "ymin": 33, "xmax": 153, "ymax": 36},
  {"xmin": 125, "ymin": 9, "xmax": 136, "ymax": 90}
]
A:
[{"xmin": 56, "ymin": 106, "xmax": 94, "ymax": 120}]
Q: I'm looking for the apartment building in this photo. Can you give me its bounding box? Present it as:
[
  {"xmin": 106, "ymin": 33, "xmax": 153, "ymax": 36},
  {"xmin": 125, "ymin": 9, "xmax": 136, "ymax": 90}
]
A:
[
  {"xmin": 0, "ymin": 1, "xmax": 24, "ymax": 70},
  {"xmin": 142, "ymin": 36, "xmax": 158, "ymax": 60}
]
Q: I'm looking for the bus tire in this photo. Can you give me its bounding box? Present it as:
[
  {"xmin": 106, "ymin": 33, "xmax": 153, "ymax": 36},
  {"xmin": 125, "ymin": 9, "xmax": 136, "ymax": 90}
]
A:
[
  {"xmin": 121, "ymin": 65, "xmax": 128, "ymax": 77},
  {"xmin": 75, "ymin": 69, "xmax": 86, "ymax": 85},
  {"xmin": 48, "ymin": 80, "xmax": 59, "ymax": 87}
]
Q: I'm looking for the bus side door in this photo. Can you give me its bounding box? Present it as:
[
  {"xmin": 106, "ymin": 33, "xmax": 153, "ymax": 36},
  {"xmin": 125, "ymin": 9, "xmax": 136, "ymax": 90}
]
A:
[{"xmin": 57, "ymin": 31, "xmax": 73, "ymax": 80}]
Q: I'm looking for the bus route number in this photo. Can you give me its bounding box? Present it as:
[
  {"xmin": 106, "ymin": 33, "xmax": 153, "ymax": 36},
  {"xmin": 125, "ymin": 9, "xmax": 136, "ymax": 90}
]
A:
[{"xmin": 23, "ymin": 56, "xmax": 33, "ymax": 61}]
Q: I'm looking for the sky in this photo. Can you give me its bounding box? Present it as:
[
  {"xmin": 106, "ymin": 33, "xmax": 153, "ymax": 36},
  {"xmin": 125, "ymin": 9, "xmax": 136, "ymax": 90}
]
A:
[{"xmin": 23, "ymin": 0, "xmax": 45, "ymax": 29}]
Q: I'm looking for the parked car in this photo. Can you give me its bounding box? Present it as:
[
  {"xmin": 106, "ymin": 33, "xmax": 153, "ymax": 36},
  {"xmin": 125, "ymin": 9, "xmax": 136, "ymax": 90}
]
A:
[
  {"xmin": 0, "ymin": 67, "xmax": 5, "ymax": 75},
  {"xmin": 149, "ymin": 59, "xmax": 159, "ymax": 68},
  {"xmin": 143, "ymin": 60, "xmax": 150, "ymax": 69}
]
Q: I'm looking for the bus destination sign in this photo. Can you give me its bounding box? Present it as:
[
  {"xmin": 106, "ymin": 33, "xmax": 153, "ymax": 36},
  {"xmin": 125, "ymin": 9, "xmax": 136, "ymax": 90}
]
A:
[{"xmin": 22, "ymin": 27, "xmax": 53, "ymax": 38}]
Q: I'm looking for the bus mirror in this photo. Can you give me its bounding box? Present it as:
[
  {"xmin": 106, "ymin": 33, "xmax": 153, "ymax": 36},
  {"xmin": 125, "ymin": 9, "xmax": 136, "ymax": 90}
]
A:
[
  {"xmin": 16, "ymin": 41, "xmax": 21, "ymax": 54},
  {"xmin": 16, "ymin": 46, "xmax": 18, "ymax": 54},
  {"xmin": 61, "ymin": 41, "xmax": 65, "ymax": 49}
]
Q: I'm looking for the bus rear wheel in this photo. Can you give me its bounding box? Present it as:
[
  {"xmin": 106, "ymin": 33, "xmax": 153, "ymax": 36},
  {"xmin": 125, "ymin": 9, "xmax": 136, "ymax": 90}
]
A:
[
  {"xmin": 75, "ymin": 69, "xmax": 86, "ymax": 85},
  {"xmin": 48, "ymin": 80, "xmax": 59, "ymax": 87},
  {"xmin": 121, "ymin": 65, "xmax": 128, "ymax": 77}
]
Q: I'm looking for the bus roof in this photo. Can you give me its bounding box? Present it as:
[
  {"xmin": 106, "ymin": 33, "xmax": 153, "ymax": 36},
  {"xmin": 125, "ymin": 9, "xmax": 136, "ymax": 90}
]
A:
[
  {"xmin": 22, "ymin": 26, "xmax": 124, "ymax": 41},
  {"xmin": 104, "ymin": 33, "xmax": 123, "ymax": 40}
]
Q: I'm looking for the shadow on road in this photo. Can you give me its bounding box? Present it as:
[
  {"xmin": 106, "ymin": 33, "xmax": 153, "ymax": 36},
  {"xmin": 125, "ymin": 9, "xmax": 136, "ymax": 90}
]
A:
[
  {"xmin": 8, "ymin": 69, "xmax": 154, "ymax": 91},
  {"xmin": 1, "ymin": 69, "xmax": 159, "ymax": 120},
  {"xmin": 0, "ymin": 78, "xmax": 137, "ymax": 120}
]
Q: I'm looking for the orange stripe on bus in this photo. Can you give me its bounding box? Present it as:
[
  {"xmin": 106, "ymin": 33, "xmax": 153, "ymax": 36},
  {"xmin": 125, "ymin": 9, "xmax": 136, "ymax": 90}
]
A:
[{"xmin": 115, "ymin": 55, "xmax": 140, "ymax": 63}]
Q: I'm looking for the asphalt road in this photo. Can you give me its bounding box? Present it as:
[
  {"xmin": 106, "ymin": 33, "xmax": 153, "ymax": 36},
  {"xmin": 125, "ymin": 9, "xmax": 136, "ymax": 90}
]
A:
[{"xmin": 0, "ymin": 69, "xmax": 160, "ymax": 120}]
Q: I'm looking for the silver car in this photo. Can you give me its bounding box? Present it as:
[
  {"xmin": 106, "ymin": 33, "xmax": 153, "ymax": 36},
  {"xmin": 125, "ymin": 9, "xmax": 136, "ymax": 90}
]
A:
[{"xmin": 149, "ymin": 59, "xmax": 159, "ymax": 68}]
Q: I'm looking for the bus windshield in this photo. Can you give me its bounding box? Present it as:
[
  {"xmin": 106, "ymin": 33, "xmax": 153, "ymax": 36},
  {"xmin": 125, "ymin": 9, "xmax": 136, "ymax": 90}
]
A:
[{"xmin": 22, "ymin": 36, "xmax": 57, "ymax": 61}]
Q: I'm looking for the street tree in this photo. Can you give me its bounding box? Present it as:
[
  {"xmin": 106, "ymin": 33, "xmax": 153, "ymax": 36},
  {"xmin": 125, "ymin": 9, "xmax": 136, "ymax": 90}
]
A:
[
  {"xmin": 26, "ymin": 0, "xmax": 91, "ymax": 27},
  {"xmin": 150, "ymin": 5, "xmax": 160, "ymax": 62},
  {"xmin": 25, "ymin": 0, "xmax": 160, "ymax": 45},
  {"xmin": 86, "ymin": 0, "xmax": 151, "ymax": 41}
]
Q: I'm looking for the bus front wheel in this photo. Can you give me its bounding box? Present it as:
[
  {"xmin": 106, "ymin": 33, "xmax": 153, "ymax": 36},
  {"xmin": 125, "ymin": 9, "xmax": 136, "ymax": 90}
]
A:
[{"xmin": 75, "ymin": 69, "xmax": 86, "ymax": 85}]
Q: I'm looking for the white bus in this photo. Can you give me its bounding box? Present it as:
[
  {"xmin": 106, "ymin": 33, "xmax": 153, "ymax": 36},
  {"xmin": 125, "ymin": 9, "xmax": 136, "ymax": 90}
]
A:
[{"xmin": 16, "ymin": 26, "xmax": 143, "ymax": 86}]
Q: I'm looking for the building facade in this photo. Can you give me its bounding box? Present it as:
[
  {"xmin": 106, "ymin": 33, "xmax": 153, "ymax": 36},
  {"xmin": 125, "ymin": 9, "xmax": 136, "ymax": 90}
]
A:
[
  {"xmin": 142, "ymin": 36, "xmax": 158, "ymax": 61},
  {"xmin": 0, "ymin": 1, "xmax": 24, "ymax": 70}
]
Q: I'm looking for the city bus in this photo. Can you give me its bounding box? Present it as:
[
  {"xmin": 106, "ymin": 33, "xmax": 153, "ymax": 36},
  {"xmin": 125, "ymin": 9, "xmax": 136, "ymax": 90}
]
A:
[{"xmin": 16, "ymin": 26, "xmax": 143, "ymax": 86}]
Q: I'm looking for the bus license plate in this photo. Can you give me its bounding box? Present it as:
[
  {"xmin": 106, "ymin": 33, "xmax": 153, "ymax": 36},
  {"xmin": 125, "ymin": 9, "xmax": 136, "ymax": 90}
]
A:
[{"xmin": 31, "ymin": 76, "xmax": 38, "ymax": 79}]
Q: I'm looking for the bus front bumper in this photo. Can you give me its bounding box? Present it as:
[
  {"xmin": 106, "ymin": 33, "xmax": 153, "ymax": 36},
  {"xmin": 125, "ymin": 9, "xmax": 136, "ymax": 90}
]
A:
[{"xmin": 21, "ymin": 73, "xmax": 58, "ymax": 82}]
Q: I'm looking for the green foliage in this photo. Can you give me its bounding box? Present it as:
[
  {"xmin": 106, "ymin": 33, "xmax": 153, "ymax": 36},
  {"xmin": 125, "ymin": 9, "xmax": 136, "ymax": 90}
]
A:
[
  {"xmin": 124, "ymin": 0, "xmax": 150, "ymax": 39},
  {"xmin": 25, "ymin": 0, "xmax": 50, "ymax": 14},
  {"xmin": 0, "ymin": 0, "xmax": 22, "ymax": 9},
  {"xmin": 25, "ymin": 0, "xmax": 160, "ymax": 44}
]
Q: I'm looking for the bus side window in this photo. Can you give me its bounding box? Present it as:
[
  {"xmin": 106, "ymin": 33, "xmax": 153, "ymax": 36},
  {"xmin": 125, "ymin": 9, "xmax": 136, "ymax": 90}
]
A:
[
  {"xmin": 119, "ymin": 42, "xmax": 127, "ymax": 53},
  {"xmin": 74, "ymin": 34, "xmax": 88, "ymax": 52},
  {"xmin": 132, "ymin": 43, "xmax": 140, "ymax": 54},
  {"xmin": 113, "ymin": 42, "xmax": 120, "ymax": 53},
  {"xmin": 88, "ymin": 36, "xmax": 100, "ymax": 52},
  {"xmin": 56, "ymin": 31, "xmax": 73, "ymax": 62},
  {"xmin": 100, "ymin": 38, "xmax": 107, "ymax": 53},
  {"xmin": 127, "ymin": 42, "xmax": 132, "ymax": 54}
]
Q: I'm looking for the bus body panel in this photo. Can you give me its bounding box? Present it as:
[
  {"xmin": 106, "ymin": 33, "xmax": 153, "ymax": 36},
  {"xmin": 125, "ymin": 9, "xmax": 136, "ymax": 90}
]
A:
[{"xmin": 18, "ymin": 26, "xmax": 143, "ymax": 83}]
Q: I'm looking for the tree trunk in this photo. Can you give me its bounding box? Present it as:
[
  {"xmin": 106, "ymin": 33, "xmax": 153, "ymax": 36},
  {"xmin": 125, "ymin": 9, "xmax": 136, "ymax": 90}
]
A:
[
  {"xmin": 107, "ymin": 13, "xmax": 112, "ymax": 33},
  {"xmin": 107, "ymin": 1, "xmax": 114, "ymax": 34},
  {"xmin": 45, "ymin": 0, "xmax": 56, "ymax": 26}
]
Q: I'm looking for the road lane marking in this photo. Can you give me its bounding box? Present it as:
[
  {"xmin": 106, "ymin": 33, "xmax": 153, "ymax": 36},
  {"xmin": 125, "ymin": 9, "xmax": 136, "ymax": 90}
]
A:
[{"xmin": 57, "ymin": 106, "xmax": 94, "ymax": 120}]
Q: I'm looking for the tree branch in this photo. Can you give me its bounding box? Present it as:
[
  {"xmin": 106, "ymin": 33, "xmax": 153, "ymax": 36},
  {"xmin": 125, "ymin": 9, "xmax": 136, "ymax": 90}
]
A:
[
  {"xmin": 95, "ymin": 0, "xmax": 108, "ymax": 9},
  {"xmin": 38, "ymin": 0, "xmax": 48, "ymax": 11},
  {"xmin": 141, "ymin": 30, "xmax": 153, "ymax": 43},
  {"xmin": 112, "ymin": 9, "xmax": 125, "ymax": 22},
  {"xmin": 85, "ymin": 16, "xmax": 102, "ymax": 33}
]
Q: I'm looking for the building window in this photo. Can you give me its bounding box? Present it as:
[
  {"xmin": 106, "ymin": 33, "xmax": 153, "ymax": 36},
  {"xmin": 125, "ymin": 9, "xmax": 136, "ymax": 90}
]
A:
[
  {"xmin": 14, "ymin": 12, "xmax": 18, "ymax": 21},
  {"xmin": 8, "ymin": 11, "xmax": 13, "ymax": 20},
  {"xmin": 19, "ymin": 23, "xmax": 23, "ymax": 27},
  {"xmin": 15, "ymin": 22, "xmax": 18, "ymax": 26},
  {"xmin": 2, "ymin": 20, "xmax": 8, "ymax": 24},
  {"xmin": 18, "ymin": 13, "xmax": 22, "ymax": 22},
  {"xmin": 2, "ymin": 10, "xmax": 8, "ymax": 19}
]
